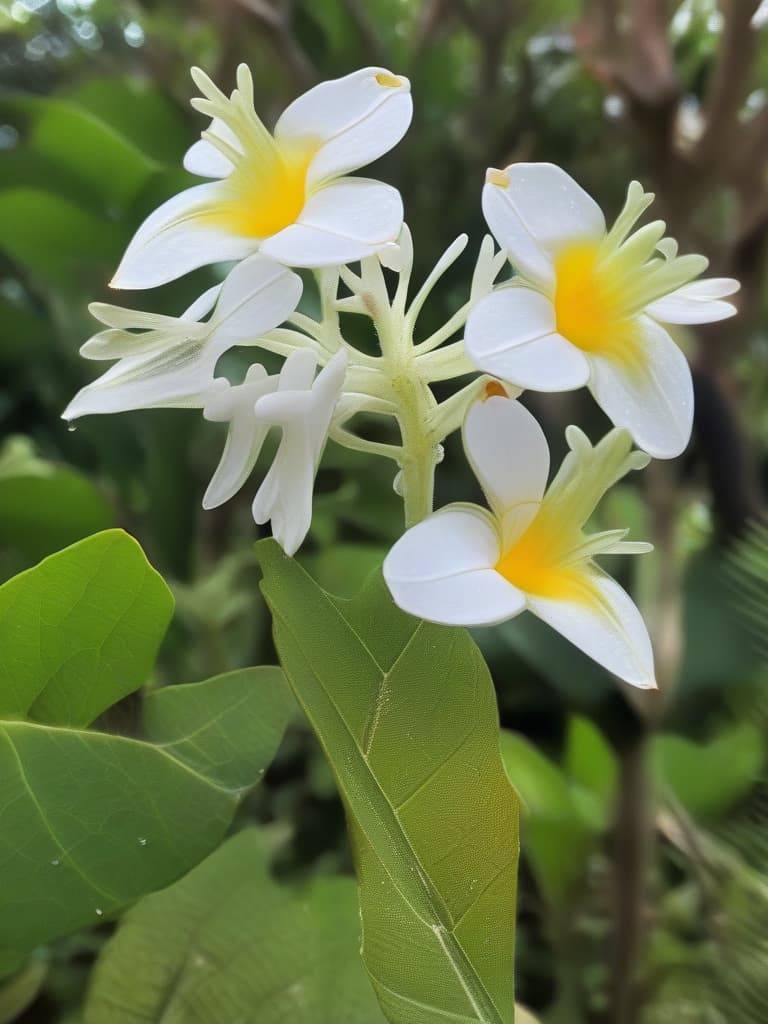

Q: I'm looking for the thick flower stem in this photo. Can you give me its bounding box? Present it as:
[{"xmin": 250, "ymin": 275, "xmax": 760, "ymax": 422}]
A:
[
  {"xmin": 393, "ymin": 370, "xmax": 439, "ymax": 527},
  {"xmin": 370, "ymin": 284, "xmax": 439, "ymax": 527}
]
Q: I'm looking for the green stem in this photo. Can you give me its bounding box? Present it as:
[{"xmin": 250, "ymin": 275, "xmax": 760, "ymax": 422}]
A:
[{"xmin": 371, "ymin": 279, "xmax": 439, "ymax": 527}]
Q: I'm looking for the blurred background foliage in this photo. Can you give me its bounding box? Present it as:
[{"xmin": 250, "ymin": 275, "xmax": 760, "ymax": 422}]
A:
[{"xmin": 0, "ymin": 0, "xmax": 767, "ymax": 1022}]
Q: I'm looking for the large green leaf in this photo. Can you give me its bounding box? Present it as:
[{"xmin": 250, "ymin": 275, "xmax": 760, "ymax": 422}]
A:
[
  {"xmin": 258, "ymin": 540, "xmax": 520, "ymax": 1024},
  {"xmin": 0, "ymin": 531, "xmax": 293, "ymax": 970},
  {"xmin": 83, "ymin": 829, "xmax": 387, "ymax": 1024}
]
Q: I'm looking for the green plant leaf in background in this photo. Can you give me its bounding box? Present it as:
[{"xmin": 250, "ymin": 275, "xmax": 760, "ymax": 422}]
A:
[
  {"xmin": 0, "ymin": 530, "xmax": 293, "ymax": 973},
  {"xmin": 0, "ymin": 436, "xmax": 114, "ymax": 569},
  {"xmin": 500, "ymin": 731, "xmax": 598, "ymax": 910},
  {"xmin": 651, "ymin": 722, "xmax": 764, "ymax": 820},
  {"xmin": 259, "ymin": 540, "xmax": 520, "ymax": 1024},
  {"xmin": 84, "ymin": 828, "xmax": 387, "ymax": 1024}
]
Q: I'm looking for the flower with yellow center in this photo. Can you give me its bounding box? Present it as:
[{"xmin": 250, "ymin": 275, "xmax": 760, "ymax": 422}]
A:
[
  {"xmin": 465, "ymin": 163, "xmax": 740, "ymax": 458},
  {"xmin": 111, "ymin": 65, "xmax": 412, "ymax": 289},
  {"xmin": 383, "ymin": 389, "xmax": 656, "ymax": 689}
]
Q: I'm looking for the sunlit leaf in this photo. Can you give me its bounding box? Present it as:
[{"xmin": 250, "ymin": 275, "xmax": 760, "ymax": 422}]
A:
[
  {"xmin": 0, "ymin": 531, "xmax": 293, "ymax": 969},
  {"xmin": 259, "ymin": 540, "xmax": 520, "ymax": 1024}
]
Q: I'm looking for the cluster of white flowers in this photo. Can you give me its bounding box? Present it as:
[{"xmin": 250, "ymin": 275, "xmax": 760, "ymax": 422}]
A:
[{"xmin": 65, "ymin": 65, "xmax": 739, "ymax": 690}]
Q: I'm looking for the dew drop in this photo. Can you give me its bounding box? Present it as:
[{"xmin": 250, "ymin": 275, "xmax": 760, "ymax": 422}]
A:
[
  {"xmin": 50, "ymin": 858, "xmax": 61, "ymax": 867},
  {"xmin": 67, "ymin": 423, "xmax": 77, "ymax": 433},
  {"xmin": 95, "ymin": 907, "xmax": 103, "ymax": 917},
  {"xmin": 137, "ymin": 837, "xmax": 147, "ymax": 846}
]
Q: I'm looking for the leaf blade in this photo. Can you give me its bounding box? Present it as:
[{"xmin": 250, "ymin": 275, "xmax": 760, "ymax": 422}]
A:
[{"xmin": 258, "ymin": 540, "xmax": 520, "ymax": 1024}]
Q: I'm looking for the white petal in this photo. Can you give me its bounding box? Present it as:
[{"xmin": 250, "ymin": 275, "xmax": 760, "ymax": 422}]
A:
[
  {"xmin": 252, "ymin": 430, "xmax": 314, "ymax": 557},
  {"xmin": 466, "ymin": 289, "xmax": 590, "ymax": 391},
  {"xmin": 528, "ymin": 571, "xmax": 656, "ymax": 689},
  {"xmin": 463, "ymin": 396, "xmax": 549, "ymax": 520},
  {"xmin": 588, "ymin": 316, "xmax": 693, "ymax": 459},
  {"xmin": 202, "ymin": 365, "xmax": 275, "ymax": 509},
  {"xmin": 383, "ymin": 506, "xmax": 527, "ymax": 626},
  {"xmin": 259, "ymin": 178, "xmax": 403, "ymax": 267},
  {"xmin": 251, "ymin": 351, "xmax": 346, "ymax": 557},
  {"xmin": 184, "ymin": 117, "xmax": 242, "ymax": 179},
  {"xmin": 87, "ymin": 303, "xmax": 183, "ymax": 331},
  {"xmin": 482, "ymin": 163, "xmax": 605, "ymax": 290},
  {"xmin": 80, "ymin": 326, "xmax": 190, "ymax": 361},
  {"xmin": 211, "ymin": 255, "xmax": 302, "ymax": 345},
  {"xmin": 181, "ymin": 284, "xmax": 224, "ymax": 323},
  {"xmin": 111, "ymin": 182, "xmax": 256, "ymax": 289},
  {"xmin": 645, "ymin": 277, "xmax": 740, "ymax": 324},
  {"xmin": 274, "ymin": 67, "xmax": 412, "ymax": 188},
  {"xmin": 64, "ymin": 345, "xmax": 225, "ymax": 419}
]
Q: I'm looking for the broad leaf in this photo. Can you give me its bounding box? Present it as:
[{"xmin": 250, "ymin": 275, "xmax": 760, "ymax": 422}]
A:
[
  {"xmin": 84, "ymin": 829, "xmax": 387, "ymax": 1024},
  {"xmin": 259, "ymin": 541, "xmax": 520, "ymax": 1024},
  {"xmin": 0, "ymin": 531, "xmax": 293, "ymax": 969}
]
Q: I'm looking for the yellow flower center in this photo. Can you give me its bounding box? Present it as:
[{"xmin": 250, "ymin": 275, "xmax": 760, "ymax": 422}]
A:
[
  {"xmin": 216, "ymin": 143, "xmax": 316, "ymax": 240},
  {"xmin": 495, "ymin": 511, "xmax": 594, "ymax": 603},
  {"xmin": 554, "ymin": 242, "xmax": 641, "ymax": 365}
]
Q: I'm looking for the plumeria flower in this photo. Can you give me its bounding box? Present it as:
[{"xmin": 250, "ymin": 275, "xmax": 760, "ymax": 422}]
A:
[
  {"xmin": 111, "ymin": 65, "xmax": 412, "ymax": 289},
  {"xmin": 384, "ymin": 388, "xmax": 656, "ymax": 688},
  {"xmin": 63, "ymin": 255, "xmax": 302, "ymax": 420},
  {"xmin": 204, "ymin": 348, "xmax": 347, "ymax": 556},
  {"xmin": 465, "ymin": 163, "xmax": 740, "ymax": 459}
]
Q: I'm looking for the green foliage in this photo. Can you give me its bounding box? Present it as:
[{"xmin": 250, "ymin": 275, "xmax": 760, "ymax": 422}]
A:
[
  {"xmin": 259, "ymin": 541, "xmax": 520, "ymax": 1024},
  {"xmin": 83, "ymin": 829, "xmax": 386, "ymax": 1024},
  {"xmin": 499, "ymin": 721, "xmax": 612, "ymax": 909},
  {"xmin": 0, "ymin": 531, "xmax": 293, "ymax": 973},
  {"xmin": 0, "ymin": 437, "xmax": 114, "ymax": 569},
  {"xmin": 652, "ymin": 723, "xmax": 764, "ymax": 820}
]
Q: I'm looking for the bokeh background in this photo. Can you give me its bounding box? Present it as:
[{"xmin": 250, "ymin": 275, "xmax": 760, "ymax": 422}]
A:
[{"xmin": 1, "ymin": 1, "xmax": 767, "ymax": 1022}]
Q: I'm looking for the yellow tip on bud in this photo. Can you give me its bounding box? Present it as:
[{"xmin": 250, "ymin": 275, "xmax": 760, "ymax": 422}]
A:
[
  {"xmin": 375, "ymin": 72, "xmax": 403, "ymax": 89},
  {"xmin": 486, "ymin": 167, "xmax": 510, "ymax": 188}
]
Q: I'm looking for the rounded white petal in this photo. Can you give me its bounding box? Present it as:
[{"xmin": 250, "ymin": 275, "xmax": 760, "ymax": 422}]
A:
[
  {"xmin": 274, "ymin": 67, "xmax": 412, "ymax": 187},
  {"xmin": 482, "ymin": 163, "xmax": 605, "ymax": 290},
  {"xmin": 645, "ymin": 277, "xmax": 740, "ymax": 325},
  {"xmin": 181, "ymin": 284, "xmax": 224, "ymax": 323},
  {"xmin": 588, "ymin": 316, "xmax": 693, "ymax": 459},
  {"xmin": 527, "ymin": 571, "xmax": 656, "ymax": 689},
  {"xmin": 383, "ymin": 506, "xmax": 527, "ymax": 626},
  {"xmin": 463, "ymin": 395, "xmax": 549, "ymax": 519},
  {"xmin": 184, "ymin": 117, "xmax": 242, "ymax": 179},
  {"xmin": 203, "ymin": 365, "xmax": 275, "ymax": 509},
  {"xmin": 111, "ymin": 183, "xmax": 256, "ymax": 290},
  {"xmin": 259, "ymin": 178, "xmax": 404, "ymax": 267},
  {"xmin": 466, "ymin": 289, "xmax": 590, "ymax": 391},
  {"xmin": 202, "ymin": 417, "xmax": 270, "ymax": 509},
  {"xmin": 211, "ymin": 255, "xmax": 302, "ymax": 345}
]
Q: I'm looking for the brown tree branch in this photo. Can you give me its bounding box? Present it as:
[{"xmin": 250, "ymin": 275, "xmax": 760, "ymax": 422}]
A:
[{"xmin": 693, "ymin": 0, "xmax": 762, "ymax": 168}]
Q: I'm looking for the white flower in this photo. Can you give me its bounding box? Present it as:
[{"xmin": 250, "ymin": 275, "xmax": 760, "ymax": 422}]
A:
[
  {"xmin": 383, "ymin": 389, "xmax": 656, "ymax": 689},
  {"xmin": 465, "ymin": 163, "xmax": 740, "ymax": 459},
  {"xmin": 204, "ymin": 348, "xmax": 348, "ymax": 556},
  {"xmin": 63, "ymin": 255, "xmax": 302, "ymax": 420},
  {"xmin": 111, "ymin": 65, "xmax": 412, "ymax": 289}
]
